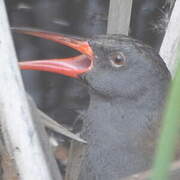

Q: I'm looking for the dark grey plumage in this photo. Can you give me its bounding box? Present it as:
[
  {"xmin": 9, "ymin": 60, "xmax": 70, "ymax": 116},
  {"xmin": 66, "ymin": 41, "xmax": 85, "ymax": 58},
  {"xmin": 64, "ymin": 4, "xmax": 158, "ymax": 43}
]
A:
[{"xmin": 78, "ymin": 35, "xmax": 170, "ymax": 180}]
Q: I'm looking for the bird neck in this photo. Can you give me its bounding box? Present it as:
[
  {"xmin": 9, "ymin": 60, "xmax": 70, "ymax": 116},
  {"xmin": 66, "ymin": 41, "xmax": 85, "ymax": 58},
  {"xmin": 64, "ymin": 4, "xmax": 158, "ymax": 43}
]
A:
[
  {"xmin": 81, "ymin": 91, "xmax": 162, "ymax": 178},
  {"xmin": 84, "ymin": 89, "xmax": 164, "ymax": 139},
  {"xmin": 84, "ymin": 93, "xmax": 144, "ymax": 137}
]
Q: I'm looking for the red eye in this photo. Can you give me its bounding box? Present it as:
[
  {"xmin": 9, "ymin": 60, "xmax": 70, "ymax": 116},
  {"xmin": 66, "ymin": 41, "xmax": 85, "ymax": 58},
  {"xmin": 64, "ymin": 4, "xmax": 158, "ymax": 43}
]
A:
[
  {"xmin": 111, "ymin": 53, "xmax": 126, "ymax": 67},
  {"xmin": 114, "ymin": 55, "xmax": 124, "ymax": 64}
]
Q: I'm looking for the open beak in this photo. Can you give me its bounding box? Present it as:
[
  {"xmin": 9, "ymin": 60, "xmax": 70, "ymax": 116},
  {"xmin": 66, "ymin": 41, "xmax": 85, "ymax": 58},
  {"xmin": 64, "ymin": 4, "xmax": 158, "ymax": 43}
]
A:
[{"xmin": 13, "ymin": 28, "xmax": 94, "ymax": 78}]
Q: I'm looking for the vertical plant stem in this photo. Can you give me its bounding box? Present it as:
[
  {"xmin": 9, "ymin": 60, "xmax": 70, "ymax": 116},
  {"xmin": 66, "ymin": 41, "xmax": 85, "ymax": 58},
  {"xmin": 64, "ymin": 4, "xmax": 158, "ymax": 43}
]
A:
[{"xmin": 151, "ymin": 49, "xmax": 180, "ymax": 180}]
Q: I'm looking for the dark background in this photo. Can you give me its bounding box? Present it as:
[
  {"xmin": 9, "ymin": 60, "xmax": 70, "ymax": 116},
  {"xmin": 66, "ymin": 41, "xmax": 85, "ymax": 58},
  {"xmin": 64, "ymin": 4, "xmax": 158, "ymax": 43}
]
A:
[{"xmin": 5, "ymin": 0, "xmax": 174, "ymax": 127}]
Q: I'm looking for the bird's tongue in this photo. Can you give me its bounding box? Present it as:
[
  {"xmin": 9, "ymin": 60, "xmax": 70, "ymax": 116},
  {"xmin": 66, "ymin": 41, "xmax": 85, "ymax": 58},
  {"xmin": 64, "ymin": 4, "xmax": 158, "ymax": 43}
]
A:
[{"xmin": 13, "ymin": 28, "xmax": 94, "ymax": 78}]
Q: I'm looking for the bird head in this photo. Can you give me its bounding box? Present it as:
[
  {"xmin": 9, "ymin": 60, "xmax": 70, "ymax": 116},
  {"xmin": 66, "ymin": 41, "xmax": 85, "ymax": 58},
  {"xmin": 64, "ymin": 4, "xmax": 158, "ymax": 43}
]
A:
[{"xmin": 14, "ymin": 28, "xmax": 170, "ymax": 99}]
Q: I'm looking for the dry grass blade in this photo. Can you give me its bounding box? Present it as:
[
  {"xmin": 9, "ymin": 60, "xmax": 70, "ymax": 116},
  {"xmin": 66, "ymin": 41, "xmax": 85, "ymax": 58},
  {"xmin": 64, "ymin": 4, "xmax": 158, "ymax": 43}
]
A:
[
  {"xmin": 38, "ymin": 109, "xmax": 86, "ymax": 144},
  {"xmin": 27, "ymin": 95, "xmax": 86, "ymax": 143}
]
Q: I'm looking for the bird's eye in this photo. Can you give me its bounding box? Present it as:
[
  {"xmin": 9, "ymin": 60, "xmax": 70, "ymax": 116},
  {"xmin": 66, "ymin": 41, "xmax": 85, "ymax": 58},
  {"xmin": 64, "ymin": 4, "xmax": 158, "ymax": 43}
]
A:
[{"xmin": 110, "ymin": 53, "xmax": 126, "ymax": 67}]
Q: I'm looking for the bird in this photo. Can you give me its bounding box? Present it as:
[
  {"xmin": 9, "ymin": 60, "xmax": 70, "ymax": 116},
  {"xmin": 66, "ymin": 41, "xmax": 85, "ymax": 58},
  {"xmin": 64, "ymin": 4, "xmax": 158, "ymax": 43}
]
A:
[{"xmin": 14, "ymin": 28, "xmax": 171, "ymax": 179}]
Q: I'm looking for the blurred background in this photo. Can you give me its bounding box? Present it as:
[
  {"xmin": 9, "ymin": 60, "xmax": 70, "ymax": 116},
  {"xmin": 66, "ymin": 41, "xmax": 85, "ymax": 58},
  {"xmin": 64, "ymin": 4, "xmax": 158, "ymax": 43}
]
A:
[{"xmin": 5, "ymin": 0, "xmax": 174, "ymax": 128}]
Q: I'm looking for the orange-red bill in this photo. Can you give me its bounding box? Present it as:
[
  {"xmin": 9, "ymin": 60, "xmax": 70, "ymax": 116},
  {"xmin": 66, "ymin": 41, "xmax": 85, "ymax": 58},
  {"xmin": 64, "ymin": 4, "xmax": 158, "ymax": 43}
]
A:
[
  {"xmin": 19, "ymin": 55, "xmax": 92, "ymax": 78},
  {"xmin": 13, "ymin": 28, "xmax": 94, "ymax": 78},
  {"xmin": 12, "ymin": 28, "xmax": 93, "ymax": 57}
]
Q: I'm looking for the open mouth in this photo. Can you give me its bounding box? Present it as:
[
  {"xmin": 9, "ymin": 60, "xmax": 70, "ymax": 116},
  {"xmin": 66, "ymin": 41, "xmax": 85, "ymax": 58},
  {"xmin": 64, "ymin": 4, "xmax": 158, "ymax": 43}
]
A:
[{"xmin": 13, "ymin": 28, "xmax": 94, "ymax": 78}]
